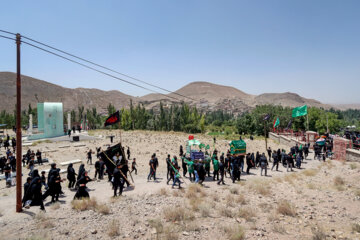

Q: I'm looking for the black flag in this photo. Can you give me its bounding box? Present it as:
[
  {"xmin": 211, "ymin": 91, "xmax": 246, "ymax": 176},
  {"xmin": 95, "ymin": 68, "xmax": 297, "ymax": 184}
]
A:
[
  {"xmin": 263, "ymin": 114, "xmax": 270, "ymax": 121},
  {"xmin": 104, "ymin": 111, "xmax": 120, "ymax": 127},
  {"xmin": 286, "ymin": 120, "xmax": 292, "ymax": 129}
]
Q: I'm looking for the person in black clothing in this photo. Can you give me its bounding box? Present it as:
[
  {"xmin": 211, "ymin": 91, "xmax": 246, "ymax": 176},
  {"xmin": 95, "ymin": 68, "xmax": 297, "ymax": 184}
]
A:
[
  {"xmin": 24, "ymin": 174, "xmax": 45, "ymax": 210},
  {"xmin": 40, "ymin": 171, "xmax": 48, "ymax": 190},
  {"xmin": 67, "ymin": 163, "xmax": 77, "ymax": 188},
  {"xmin": 36, "ymin": 150, "xmax": 43, "ymax": 165},
  {"xmin": 0, "ymin": 156, "xmax": 5, "ymax": 174},
  {"xmin": 96, "ymin": 147, "xmax": 102, "ymax": 159},
  {"xmin": 271, "ymin": 150, "xmax": 279, "ymax": 171},
  {"xmin": 295, "ymin": 144, "xmax": 299, "ymax": 154},
  {"xmin": 197, "ymin": 161, "xmax": 206, "ymax": 184},
  {"xmin": 147, "ymin": 156, "xmax": 156, "ymax": 181},
  {"xmin": 179, "ymin": 145, "xmax": 183, "ymax": 156},
  {"xmin": 153, "ymin": 153, "xmax": 159, "ymax": 180},
  {"xmin": 259, "ymin": 153, "xmax": 268, "ymax": 176},
  {"xmin": 9, "ymin": 153, "xmax": 16, "ymax": 172},
  {"xmin": 166, "ymin": 154, "xmax": 171, "ymax": 180},
  {"xmin": 286, "ymin": 153, "xmax": 294, "ymax": 172},
  {"xmin": 127, "ymin": 147, "xmax": 130, "ymax": 160},
  {"xmin": 77, "ymin": 164, "xmax": 85, "ymax": 182},
  {"xmin": 72, "ymin": 126, "xmax": 76, "ymax": 134},
  {"xmin": 255, "ymin": 152, "xmax": 260, "ymax": 168},
  {"xmin": 74, "ymin": 171, "xmax": 92, "ymax": 199},
  {"xmin": 113, "ymin": 165, "xmax": 124, "ymax": 197},
  {"xmin": 267, "ymin": 147, "xmax": 272, "ymax": 161},
  {"xmin": 218, "ymin": 158, "xmax": 225, "ymax": 185},
  {"xmin": 87, "ymin": 150, "xmax": 93, "ymax": 165},
  {"xmin": 94, "ymin": 159, "xmax": 101, "ymax": 180},
  {"xmin": 22, "ymin": 177, "xmax": 32, "ymax": 206},
  {"xmin": 246, "ymin": 153, "xmax": 254, "ymax": 174},
  {"xmin": 303, "ymin": 144, "xmax": 309, "ymax": 159},
  {"xmin": 68, "ymin": 129, "xmax": 71, "ymax": 138},
  {"xmin": 122, "ymin": 160, "xmax": 130, "ymax": 187},
  {"xmin": 181, "ymin": 156, "xmax": 187, "ymax": 177},
  {"xmin": 131, "ymin": 158, "xmax": 137, "ymax": 175},
  {"xmin": 232, "ymin": 156, "xmax": 240, "ymax": 183},
  {"xmin": 45, "ymin": 168, "xmax": 62, "ymax": 203},
  {"xmin": 239, "ymin": 155, "xmax": 245, "ymax": 173},
  {"xmin": 11, "ymin": 138, "xmax": 16, "ymax": 153},
  {"xmin": 225, "ymin": 154, "xmax": 231, "ymax": 177}
]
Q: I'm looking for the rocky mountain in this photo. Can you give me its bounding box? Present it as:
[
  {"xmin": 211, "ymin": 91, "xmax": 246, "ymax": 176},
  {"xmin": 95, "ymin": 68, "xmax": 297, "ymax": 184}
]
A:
[
  {"xmin": 0, "ymin": 72, "xmax": 135, "ymax": 113},
  {"xmin": 0, "ymin": 71, "xmax": 336, "ymax": 114}
]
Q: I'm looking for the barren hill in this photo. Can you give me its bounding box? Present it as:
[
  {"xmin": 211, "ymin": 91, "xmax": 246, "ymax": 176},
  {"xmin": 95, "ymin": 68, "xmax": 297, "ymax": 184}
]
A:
[
  {"xmin": 0, "ymin": 72, "xmax": 135, "ymax": 112},
  {"xmin": 0, "ymin": 72, "xmax": 335, "ymax": 114}
]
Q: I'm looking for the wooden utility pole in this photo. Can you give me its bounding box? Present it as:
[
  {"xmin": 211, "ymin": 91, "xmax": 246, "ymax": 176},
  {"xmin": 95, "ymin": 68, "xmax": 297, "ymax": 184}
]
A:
[{"xmin": 16, "ymin": 33, "xmax": 22, "ymax": 213}]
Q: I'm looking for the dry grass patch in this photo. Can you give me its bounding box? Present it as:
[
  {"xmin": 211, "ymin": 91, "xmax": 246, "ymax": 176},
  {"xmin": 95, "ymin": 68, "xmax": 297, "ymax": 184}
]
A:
[
  {"xmin": 354, "ymin": 189, "xmax": 360, "ymax": 197},
  {"xmin": 273, "ymin": 224, "xmax": 286, "ymax": 234},
  {"xmin": 350, "ymin": 163, "xmax": 358, "ymax": 170},
  {"xmin": 259, "ymin": 202, "xmax": 273, "ymax": 213},
  {"xmin": 311, "ymin": 225, "xmax": 326, "ymax": 240},
  {"xmin": 198, "ymin": 203, "xmax": 211, "ymax": 217},
  {"xmin": 71, "ymin": 198, "xmax": 110, "ymax": 214},
  {"xmin": 172, "ymin": 189, "xmax": 184, "ymax": 197},
  {"xmin": 307, "ymin": 183, "xmax": 316, "ymax": 190},
  {"xmin": 352, "ymin": 223, "xmax": 360, "ymax": 233},
  {"xmin": 302, "ymin": 169, "xmax": 318, "ymax": 177},
  {"xmin": 35, "ymin": 212, "xmax": 55, "ymax": 229},
  {"xmin": 283, "ymin": 173, "xmax": 300, "ymax": 184},
  {"xmin": 248, "ymin": 179, "xmax": 271, "ymax": 196},
  {"xmin": 237, "ymin": 208, "xmax": 256, "ymax": 222},
  {"xmin": 218, "ymin": 206, "xmax": 235, "ymax": 218},
  {"xmin": 225, "ymin": 194, "xmax": 236, "ymax": 207},
  {"xmin": 237, "ymin": 194, "xmax": 247, "ymax": 205},
  {"xmin": 108, "ymin": 220, "xmax": 120, "ymax": 237},
  {"xmin": 267, "ymin": 211, "xmax": 280, "ymax": 222},
  {"xmin": 185, "ymin": 184, "xmax": 204, "ymax": 199},
  {"xmin": 163, "ymin": 206, "xmax": 194, "ymax": 222},
  {"xmin": 334, "ymin": 176, "xmax": 345, "ymax": 191},
  {"xmin": 148, "ymin": 218, "xmax": 164, "ymax": 234},
  {"xmin": 159, "ymin": 188, "xmax": 168, "ymax": 196},
  {"xmin": 50, "ymin": 202, "xmax": 60, "ymax": 210},
  {"xmin": 230, "ymin": 187, "xmax": 239, "ymax": 195},
  {"xmin": 277, "ymin": 200, "xmax": 296, "ymax": 217},
  {"xmin": 223, "ymin": 225, "xmax": 246, "ymax": 240}
]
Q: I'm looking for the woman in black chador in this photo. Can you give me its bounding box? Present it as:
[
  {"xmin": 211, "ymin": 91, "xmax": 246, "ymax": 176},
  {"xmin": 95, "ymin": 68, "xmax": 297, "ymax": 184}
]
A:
[
  {"xmin": 67, "ymin": 163, "xmax": 77, "ymax": 188},
  {"xmin": 23, "ymin": 170, "xmax": 45, "ymax": 210},
  {"xmin": 74, "ymin": 171, "xmax": 92, "ymax": 199}
]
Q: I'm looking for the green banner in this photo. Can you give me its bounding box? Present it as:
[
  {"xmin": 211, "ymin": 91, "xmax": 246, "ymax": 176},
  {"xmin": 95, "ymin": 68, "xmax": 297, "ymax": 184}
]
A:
[{"xmin": 292, "ymin": 105, "xmax": 308, "ymax": 118}]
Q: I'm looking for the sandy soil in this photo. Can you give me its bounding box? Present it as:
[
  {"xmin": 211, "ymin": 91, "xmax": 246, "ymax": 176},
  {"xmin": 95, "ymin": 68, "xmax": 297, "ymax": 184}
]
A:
[{"xmin": 0, "ymin": 130, "xmax": 360, "ymax": 240}]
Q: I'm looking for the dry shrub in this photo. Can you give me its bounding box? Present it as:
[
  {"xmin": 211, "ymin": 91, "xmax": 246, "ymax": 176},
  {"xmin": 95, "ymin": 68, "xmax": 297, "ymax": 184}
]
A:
[
  {"xmin": 352, "ymin": 223, "xmax": 360, "ymax": 233},
  {"xmin": 237, "ymin": 208, "xmax": 256, "ymax": 222},
  {"xmin": 223, "ymin": 225, "xmax": 246, "ymax": 240},
  {"xmin": 350, "ymin": 163, "xmax": 358, "ymax": 170},
  {"xmin": 273, "ymin": 224, "xmax": 286, "ymax": 234},
  {"xmin": 71, "ymin": 198, "xmax": 98, "ymax": 211},
  {"xmin": 50, "ymin": 202, "xmax": 60, "ymax": 210},
  {"xmin": 212, "ymin": 193, "xmax": 220, "ymax": 202},
  {"xmin": 354, "ymin": 189, "xmax": 360, "ymax": 197},
  {"xmin": 162, "ymin": 226, "xmax": 179, "ymax": 240},
  {"xmin": 96, "ymin": 204, "xmax": 110, "ymax": 215},
  {"xmin": 159, "ymin": 188, "xmax": 168, "ymax": 196},
  {"xmin": 230, "ymin": 187, "xmax": 239, "ymax": 195},
  {"xmin": 218, "ymin": 206, "xmax": 235, "ymax": 218},
  {"xmin": 274, "ymin": 176, "xmax": 283, "ymax": 183},
  {"xmin": 163, "ymin": 206, "xmax": 194, "ymax": 222},
  {"xmin": 267, "ymin": 211, "xmax": 280, "ymax": 222},
  {"xmin": 35, "ymin": 212, "xmax": 55, "ymax": 229},
  {"xmin": 284, "ymin": 173, "xmax": 300, "ymax": 184},
  {"xmin": 172, "ymin": 189, "xmax": 184, "ymax": 197},
  {"xmin": 108, "ymin": 220, "xmax": 120, "ymax": 237},
  {"xmin": 225, "ymin": 194, "xmax": 236, "ymax": 207},
  {"xmin": 259, "ymin": 202, "xmax": 273, "ymax": 213},
  {"xmin": 189, "ymin": 198, "xmax": 202, "ymax": 211},
  {"xmin": 302, "ymin": 169, "xmax": 318, "ymax": 177},
  {"xmin": 334, "ymin": 176, "xmax": 345, "ymax": 191},
  {"xmin": 307, "ymin": 183, "xmax": 316, "ymax": 190},
  {"xmin": 237, "ymin": 195, "xmax": 247, "ymax": 205},
  {"xmin": 248, "ymin": 179, "xmax": 271, "ymax": 196},
  {"xmin": 311, "ymin": 225, "xmax": 326, "ymax": 240},
  {"xmin": 198, "ymin": 203, "xmax": 211, "ymax": 217},
  {"xmin": 277, "ymin": 200, "xmax": 296, "ymax": 217},
  {"xmin": 71, "ymin": 198, "xmax": 110, "ymax": 214},
  {"xmin": 148, "ymin": 218, "xmax": 163, "ymax": 234}
]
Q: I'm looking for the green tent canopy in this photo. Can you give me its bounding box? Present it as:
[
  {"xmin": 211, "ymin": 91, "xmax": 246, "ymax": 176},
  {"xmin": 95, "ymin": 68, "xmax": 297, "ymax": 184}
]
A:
[
  {"xmin": 229, "ymin": 140, "xmax": 246, "ymax": 155},
  {"xmin": 188, "ymin": 139, "xmax": 201, "ymax": 146}
]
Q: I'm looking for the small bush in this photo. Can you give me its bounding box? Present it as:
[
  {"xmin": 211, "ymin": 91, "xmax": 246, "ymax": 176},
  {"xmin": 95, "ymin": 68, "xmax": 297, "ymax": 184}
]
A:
[
  {"xmin": 354, "ymin": 189, "xmax": 360, "ymax": 197},
  {"xmin": 218, "ymin": 206, "xmax": 235, "ymax": 218},
  {"xmin": 198, "ymin": 203, "xmax": 211, "ymax": 217},
  {"xmin": 273, "ymin": 224, "xmax": 286, "ymax": 234},
  {"xmin": 148, "ymin": 219, "xmax": 163, "ymax": 234},
  {"xmin": 350, "ymin": 163, "xmax": 357, "ymax": 170},
  {"xmin": 225, "ymin": 194, "xmax": 236, "ymax": 207},
  {"xmin": 302, "ymin": 169, "xmax": 318, "ymax": 177},
  {"xmin": 237, "ymin": 195, "xmax": 247, "ymax": 205},
  {"xmin": 311, "ymin": 226, "xmax": 326, "ymax": 240},
  {"xmin": 35, "ymin": 212, "xmax": 55, "ymax": 229},
  {"xmin": 163, "ymin": 206, "xmax": 194, "ymax": 222},
  {"xmin": 237, "ymin": 208, "xmax": 256, "ymax": 222},
  {"xmin": 230, "ymin": 187, "xmax": 239, "ymax": 195},
  {"xmin": 108, "ymin": 220, "xmax": 120, "ymax": 237},
  {"xmin": 352, "ymin": 223, "xmax": 360, "ymax": 233},
  {"xmin": 277, "ymin": 200, "xmax": 296, "ymax": 217},
  {"xmin": 223, "ymin": 225, "xmax": 246, "ymax": 240},
  {"xmin": 248, "ymin": 179, "xmax": 271, "ymax": 196},
  {"xmin": 334, "ymin": 176, "xmax": 345, "ymax": 191},
  {"xmin": 96, "ymin": 204, "xmax": 110, "ymax": 215},
  {"xmin": 71, "ymin": 198, "xmax": 110, "ymax": 214}
]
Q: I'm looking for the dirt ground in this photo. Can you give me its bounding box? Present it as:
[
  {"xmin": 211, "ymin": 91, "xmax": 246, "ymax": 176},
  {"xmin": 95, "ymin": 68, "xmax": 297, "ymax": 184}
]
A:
[{"xmin": 0, "ymin": 130, "xmax": 360, "ymax": 240}]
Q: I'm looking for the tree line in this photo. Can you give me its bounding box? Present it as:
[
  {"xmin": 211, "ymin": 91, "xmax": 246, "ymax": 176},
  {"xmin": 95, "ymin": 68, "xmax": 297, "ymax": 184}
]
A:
[{"xmin": 0, "ymin": 102, "xmax": 359, "ymax": 136}]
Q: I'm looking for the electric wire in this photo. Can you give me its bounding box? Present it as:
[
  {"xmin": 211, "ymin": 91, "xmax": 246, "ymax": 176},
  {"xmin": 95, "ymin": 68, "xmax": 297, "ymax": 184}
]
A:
[{"xmin": 21, "ymin": 40, "xmax": 183, "ymax": 102}]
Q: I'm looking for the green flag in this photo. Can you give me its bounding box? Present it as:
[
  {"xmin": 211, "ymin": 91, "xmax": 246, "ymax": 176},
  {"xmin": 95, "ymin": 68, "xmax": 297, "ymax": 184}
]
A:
[
  {"xmin": 273, "ymin": 117, "xmax": 280, "ymax": 128},
  {"xmin": 292, "ymin": 105, "xmax": 308, "ymax": 118}
]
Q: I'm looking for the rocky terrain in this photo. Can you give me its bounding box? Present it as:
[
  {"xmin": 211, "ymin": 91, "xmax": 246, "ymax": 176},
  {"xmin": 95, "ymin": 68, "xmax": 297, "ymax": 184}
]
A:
[
  {"xmin": 0, "ymin": 130, "xmax": 360, "ymax": 240},
  {"xmin": 0, "ymin": 72, "xmax": 333, "ymax": 114}
]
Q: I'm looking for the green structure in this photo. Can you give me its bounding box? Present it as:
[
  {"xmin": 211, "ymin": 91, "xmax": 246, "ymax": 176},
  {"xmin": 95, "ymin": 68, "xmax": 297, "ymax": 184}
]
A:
[
  {"xmin": 229, "ymin": 139, "xmax": 246, "ymax": 155},
  {"xmin": 29, "ymin": 102, "xmax": 64, "ymax": 140}
]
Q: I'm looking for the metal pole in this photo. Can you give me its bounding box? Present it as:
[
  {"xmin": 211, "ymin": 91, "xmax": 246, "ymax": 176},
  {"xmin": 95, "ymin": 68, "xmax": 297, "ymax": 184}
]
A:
[
  {"xmin": 264, "ymin": 120, "xmax": 267, "ymax": 151},
  {"xmin": 326, "ymin": 113, "xmax": 329, "ymax": 133},
  {"xmin": 16, "ymin": 33, "xmax": 22, "ymax": 213}
]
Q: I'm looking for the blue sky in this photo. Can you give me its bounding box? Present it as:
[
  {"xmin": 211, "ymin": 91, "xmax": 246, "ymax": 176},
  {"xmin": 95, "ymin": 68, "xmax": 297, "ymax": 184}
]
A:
[{"xmin": 0, "ymin": 0, "xmax": 359, "ymax": 103}]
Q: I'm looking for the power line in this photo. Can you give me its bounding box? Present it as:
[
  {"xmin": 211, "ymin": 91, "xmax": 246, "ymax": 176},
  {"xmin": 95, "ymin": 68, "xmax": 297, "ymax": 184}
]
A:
[
  {"xmin": 0, "ymin": 29, "xmax": 16, "ymax": 36},
  {"xmin": 21, "ymin": 35, "xmax": 197, "ymax": 101},
  {"xmin": 21, "ymin": 40, "xmax": 183, "ymax": 102},
  {"xmin": 0, "ymin": 34, "xmax": 16, "ymax": 41}
]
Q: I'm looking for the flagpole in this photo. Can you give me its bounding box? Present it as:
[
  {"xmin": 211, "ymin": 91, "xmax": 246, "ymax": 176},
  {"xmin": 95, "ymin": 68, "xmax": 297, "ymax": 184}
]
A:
[{"xmin": 307, "ymin": 114, "xmax": 309, "ymax": 131}]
